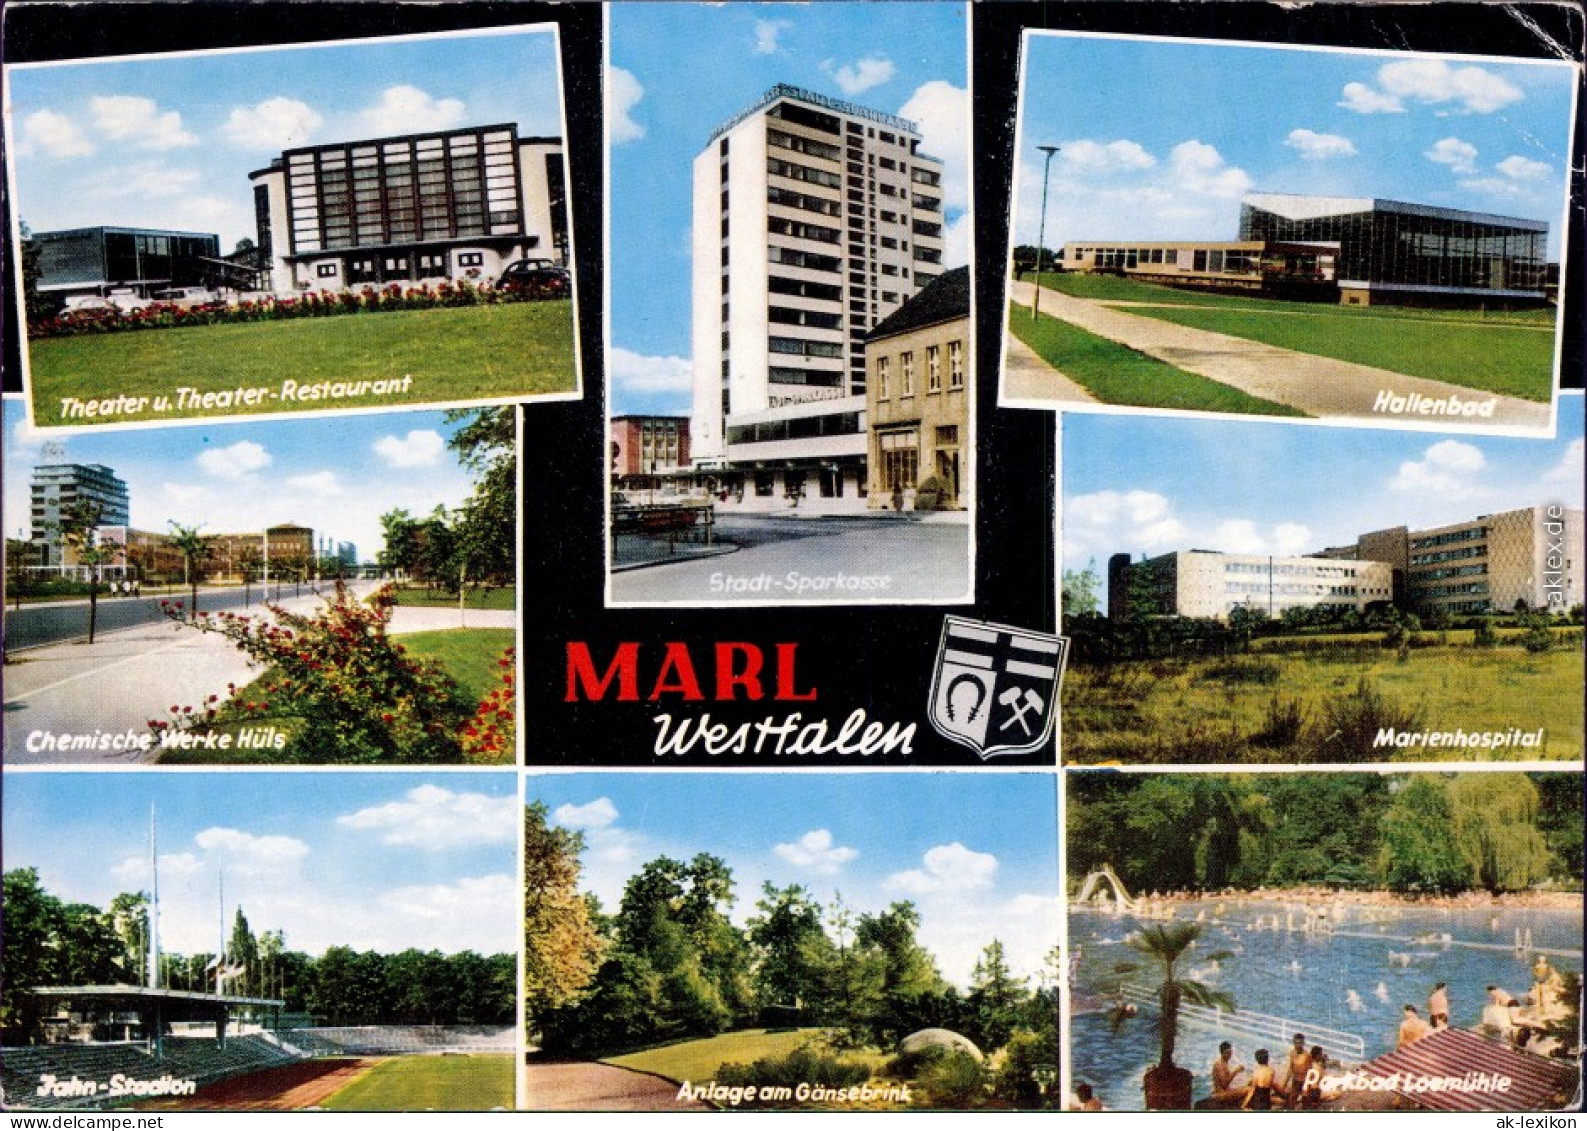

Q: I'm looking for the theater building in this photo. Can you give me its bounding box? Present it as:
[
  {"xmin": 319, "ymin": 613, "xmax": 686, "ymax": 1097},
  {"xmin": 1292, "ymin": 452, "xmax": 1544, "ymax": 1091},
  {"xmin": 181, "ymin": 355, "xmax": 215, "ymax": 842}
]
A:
[
  {"xmin": 1061, "ymin": 193, "xmax": 1548, "ymax": 307},
  {"xmin": 33, "ymin": 227, "xmax": 222, "ymax": 302},
  {"xmin": 690, "ymin": 85, "xmax": 947, "ymax": 512},
  {"xmin": 865, "ymin": 265, "xmax": 971, "ymax": 510},
  {"xmin": 249, "ymin": 124, "xmax": 567, "ymax": 294}
]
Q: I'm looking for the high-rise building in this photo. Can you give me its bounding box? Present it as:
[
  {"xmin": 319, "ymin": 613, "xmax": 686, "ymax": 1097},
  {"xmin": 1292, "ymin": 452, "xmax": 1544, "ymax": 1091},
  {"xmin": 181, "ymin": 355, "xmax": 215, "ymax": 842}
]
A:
[
  {"xmin": 690, "ymin": 85, "xmax": 946, "ymax": 509},
  {"xmin": 29, "ymin": 463, "xmax": 130, "ymax": 566}
]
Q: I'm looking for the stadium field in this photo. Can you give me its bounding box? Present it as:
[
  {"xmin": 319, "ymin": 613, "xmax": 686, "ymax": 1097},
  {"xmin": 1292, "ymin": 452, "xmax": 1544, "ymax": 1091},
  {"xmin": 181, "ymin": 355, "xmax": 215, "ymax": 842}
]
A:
[{"xmin": 319, "ymin": 1053, "xmax": 515, "ymax": 1111}]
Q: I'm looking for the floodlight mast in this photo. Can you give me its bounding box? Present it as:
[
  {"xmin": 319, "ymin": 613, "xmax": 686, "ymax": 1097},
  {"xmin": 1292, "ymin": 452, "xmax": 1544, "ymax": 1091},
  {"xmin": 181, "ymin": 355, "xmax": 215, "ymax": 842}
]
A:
[{"xmin": 1032, "ymin": 145, "xmax": 1060, "ymax": 322}]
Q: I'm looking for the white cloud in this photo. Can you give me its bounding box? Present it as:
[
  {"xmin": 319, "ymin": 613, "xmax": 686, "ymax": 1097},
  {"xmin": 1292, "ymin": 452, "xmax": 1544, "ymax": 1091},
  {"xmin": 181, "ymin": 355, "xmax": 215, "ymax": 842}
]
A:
[
  {"xmin": 337, "ymin": 784, "xmax": 516, "ymax": 849},
  {"xmin": 886, "ymin": 842, "xmax": 998, "ymax": 894},
  {"xmin": 1064, "ymin": 489, "xmax": 1189, "ymax": 564},
  {"xmin": 1496, "ymin": 155, "xmax": 1550, "ymax": 181},
  {"xmin": 89, "ymin": 95, "xmax": 196, "ymax": 149},
  {"xmin": 1271, "ymin": 523, "xmax": 1315, "ymax": 559},
  {"xmin": 1542, "ymin": 438, "xmax": 1584, "ymax": 487},
  {"xmin": 609, "ymin": 346, "xmax": 693, "ymax": 396},
  {"xmin": 192, "ymin": 827, "xmax": 310, "ymax": 869},
  {"xmin": 607, "ymin": 67, "xmax": 646, "ymax": 145},
  {"xmin": 1204, "ymin": 518, "xmax": 1315, "ymax": 558},
  {"xmin": 1343, "ymin": 60, "xmax": 1523, "ymax": 116},
  {"xmin": 1390, "ymin": 439, "xmax": 1489, "ymax": 496},
  {"xmin": 18, "ymin": 109, "xmax": 95, "ymax": 158},
  {"xmin": 1059, "ymin": 139, "xmax": 1156, "ymax": 174},
  {"xmin": 284, "ymin": 471, "xmax": 343, "ymax": 495},
  {"xmin": 1167, "ymin": 140, "xmax": 1251, "ymax": 199},
  {"xmin": 555, "ymin": 797, "xmax": 619, "ymax": 830},
  {"xmin": 900, "ymin": 81, "xmax": 969, "ymax": 213},
  {"xmin": 942, "ymin": 211, "xmax": 971, "ymax": 270},
  {"xmin": 222, "ymin": 97, "xmax": 322, "ymax": 149},
  {"xmin": 754, "ymin": 19, "xmax": 790, "ymax": 55},
  {"xmin": 774, "ymin": 829, "xmax": 858, "ymax": 874},
  {"xmin": 1425, "ymin": 137, "xmax": 1479, "ymax": 176},
  {"xmin": 1338, "ymin": 82, "xmax": 1405, "ymax": 115},
  {"xmin": 824, "ymin": 56, "xmax": 895, "ymax": 97},
  {"xmin": 197, "ymin": 440, "xmax": 271, "ymax": 480},
  {"xmin": 112, "ymin": 851, "xmax": 203, "ymax": 885},
  {"xmin": 373, "ymin": 429, "xmax": 446, "ymax": 468},
  {"xmin": 1284, "ymin": 129, "xmax": 1357, "ymax": 161},
  {"xmin": 360, "ymin": 86, "xmax": 465, "ymax": 135}
]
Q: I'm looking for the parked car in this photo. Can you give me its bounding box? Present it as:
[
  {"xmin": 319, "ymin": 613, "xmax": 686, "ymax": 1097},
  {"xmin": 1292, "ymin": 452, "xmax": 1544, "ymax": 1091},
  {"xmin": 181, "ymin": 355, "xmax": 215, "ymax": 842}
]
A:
[
  {"xmin": 496, "ymin": 257, "xmax": 571, "ymax": 299},
  {"xmin": 102, "ymin": 288, "xmax": 153, "ymax": 312},
  {"xmin": 151, "ymin": 286, "xmax": 220, "ymax": 309}
]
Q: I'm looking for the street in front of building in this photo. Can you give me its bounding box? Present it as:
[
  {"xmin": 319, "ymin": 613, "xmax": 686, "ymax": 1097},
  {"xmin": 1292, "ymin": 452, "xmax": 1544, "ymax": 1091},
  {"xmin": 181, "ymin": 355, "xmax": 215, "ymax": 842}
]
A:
[{"xmin": 610, "ymin": 511, "xmax": 970, "ymax": 604}]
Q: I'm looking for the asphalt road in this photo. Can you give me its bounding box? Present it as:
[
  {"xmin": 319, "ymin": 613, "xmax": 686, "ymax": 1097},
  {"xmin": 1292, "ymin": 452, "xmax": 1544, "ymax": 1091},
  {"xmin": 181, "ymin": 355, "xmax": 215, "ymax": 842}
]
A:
[
  {"xmin": 3, "ymin": 582, "xmax": 342, "ymax": 651},
  {"xmin": 610, "ymin": 512, "xmax": 972, "ymax": 604}
]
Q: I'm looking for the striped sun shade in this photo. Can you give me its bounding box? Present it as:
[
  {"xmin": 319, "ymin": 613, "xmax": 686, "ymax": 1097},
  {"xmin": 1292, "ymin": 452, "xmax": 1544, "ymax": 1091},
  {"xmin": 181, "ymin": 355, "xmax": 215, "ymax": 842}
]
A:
[{"xmin": 1356, "ymin": 1027, "xmax": 1579, "ymax": 1113}]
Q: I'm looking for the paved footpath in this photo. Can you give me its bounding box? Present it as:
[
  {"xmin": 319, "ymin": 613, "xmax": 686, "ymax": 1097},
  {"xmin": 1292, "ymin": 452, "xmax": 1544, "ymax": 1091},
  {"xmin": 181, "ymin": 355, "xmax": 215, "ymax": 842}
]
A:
[
  {"xmin": 1001, "ymin": 322, "xmax": 1100, "ymax": 404},
  {"xmin": 1006, "ymin": 280, "xmax": 1551, "ymax": 428}
]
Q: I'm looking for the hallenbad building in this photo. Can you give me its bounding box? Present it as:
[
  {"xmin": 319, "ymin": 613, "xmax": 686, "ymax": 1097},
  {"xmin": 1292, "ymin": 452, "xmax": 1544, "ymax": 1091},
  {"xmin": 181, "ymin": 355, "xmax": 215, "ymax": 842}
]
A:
[
  {"xmin": 1061, "ymin": 192, "xmax": 1549, "ymax": 307},
  {"xmin": 249, "ymin": 123, "xmax": 566, "ymax": 294},
  {"xmin": 690, "ymin": 85, "xmax": 947, "ymax": 510}
]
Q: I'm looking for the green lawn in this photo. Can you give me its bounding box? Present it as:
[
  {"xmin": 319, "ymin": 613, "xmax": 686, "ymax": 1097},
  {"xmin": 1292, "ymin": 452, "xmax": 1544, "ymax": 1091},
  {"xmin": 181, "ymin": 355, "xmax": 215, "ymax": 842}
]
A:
[
  {"xmin": 389, "ymin": 585, "xmax": 517, "ymax": 611},
  {"xmin": 320, "ymin": 1055, "xmax": 514, "ymax": 1111},
  {"xmin": 1063, "ymin": 637, "xmax": 1583, "ymax": 764},
  {"xmin": 1008, "ymin": 302, "xmax": 1305, "ymax": 417},
  {"xmin": 1021, "ymin": 271, "xmax": 1555, "ymax": 400},
  {"xmin": 29, "ymin": 301, "xmax": 575, "ymax": 426}
]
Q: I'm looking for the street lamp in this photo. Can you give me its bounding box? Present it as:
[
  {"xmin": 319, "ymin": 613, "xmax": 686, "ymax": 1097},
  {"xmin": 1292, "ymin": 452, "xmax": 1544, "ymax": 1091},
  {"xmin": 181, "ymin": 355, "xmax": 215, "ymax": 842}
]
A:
[{"xmin": 1032, "ymin": 144, "xmax": 1060, "ymax": 322}]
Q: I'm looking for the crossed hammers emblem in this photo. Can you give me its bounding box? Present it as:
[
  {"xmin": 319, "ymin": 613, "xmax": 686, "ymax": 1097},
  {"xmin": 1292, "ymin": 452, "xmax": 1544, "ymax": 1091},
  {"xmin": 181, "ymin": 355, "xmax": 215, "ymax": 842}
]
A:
[{"xmin": 996, "ymin": 685, "xmax": 1045, "ymax": 736}]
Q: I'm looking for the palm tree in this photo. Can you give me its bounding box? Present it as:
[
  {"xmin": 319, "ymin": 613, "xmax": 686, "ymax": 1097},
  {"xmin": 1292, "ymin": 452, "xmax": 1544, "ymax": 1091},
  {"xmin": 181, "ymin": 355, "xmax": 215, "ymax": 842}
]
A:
[
  {"xmin": 1111, "ymin": 921, "xmax": 1233, "ymax": 1109},
  {"xmin": 167, "ymin": 522, "xmax": 213, "ymax": 622}
]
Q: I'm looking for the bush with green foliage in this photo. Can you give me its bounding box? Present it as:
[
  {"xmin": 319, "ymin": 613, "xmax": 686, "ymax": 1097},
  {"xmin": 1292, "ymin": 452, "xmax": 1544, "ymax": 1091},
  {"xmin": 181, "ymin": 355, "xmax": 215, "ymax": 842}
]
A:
[
  {"xmin": 914, "ymin": 1050, "xmax": 991, "ymax": 1109},
  {"xmin": 715, "ymin": 1044, "xmax": 872, "ymax": 1099},
  {"xmin": 913, "ymin": 475, "xmax": 953, "ymax": 512}
]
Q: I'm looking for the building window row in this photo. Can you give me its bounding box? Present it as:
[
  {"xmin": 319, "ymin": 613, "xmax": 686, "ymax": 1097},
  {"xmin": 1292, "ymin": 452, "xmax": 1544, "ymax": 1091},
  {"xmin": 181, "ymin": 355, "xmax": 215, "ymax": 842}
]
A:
[
  {"xmin": 768, "ymin": 275, "xmax": 843, "ymax": 302},
  {"xmin": 1411, "ymin": 526, "xmax": 1489, "ymax": 551},
  {"xmin": 727, "ymin": 412, "xmax": 861, "ymax": 445},
  {"xmin": 768, "ymin": 185, "xmax": 841, "ymax": 218},
  {"xmin": 767, "ymin": 128, "xmax": 841, "ymax": 163},
  {"xmin": 766, "ymin": 100, "xmax": 841, "ymax": 136},
  {"xmin": 767, "ymin": 157, "xmax": 842, "ymax": 190},
  {"xmin": 768, "ymin": 217, "xmax": 841, "ymax": 245},
  {"xmin": 769, "ymin": 336, "xmax": 844, "ymax": 358},
  {"xmin": 768, "ymin": 366, "xmax": 844, "ymax": 387},
  {"xmin": 769, "ymin": 305, "xmax": 842, "ymax": 329},
  {"xmin": 767, "ymin": 245, "xmax": 841, "ymax": 273},
  {"xmin": 1410, "ymin": 544, "xmax": 1486, "ymax": 566}
]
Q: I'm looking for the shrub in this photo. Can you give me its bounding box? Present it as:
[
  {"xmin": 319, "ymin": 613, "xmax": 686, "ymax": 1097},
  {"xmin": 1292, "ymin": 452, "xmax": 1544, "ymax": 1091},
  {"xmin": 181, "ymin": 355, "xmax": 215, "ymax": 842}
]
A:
[
  {"xmin": 914, "ymin": 475, "xmax": 953, "ymax": 512},
  {"xmin": 913, "ymin": 1050, "xmax": 990, "ymax": 1109},
  {"xmin": 151, "ymin": 582, "xmax": 472, "ymax": 762},
  {"xmin": 1306, "ymin": 677, "xmax": 1426, "ymax": 761},
  {"xmin": 1471, "ymin": 619, "xmax": 1498, "ymax": 648},
  {"xmin": 715, "ymin": 1045, "xmax": 872, "ymax": 1100},
  {"xmin": 460, "ymin": 646, "xmax": 515, "ymax": 764},
  {"xmin": 1198, "ymin": 659, "xmax": 1280, "ymax": 686},
  {"xmin": 1251, "ymin": 695, "xmax": 1308, "ymax": 750}
]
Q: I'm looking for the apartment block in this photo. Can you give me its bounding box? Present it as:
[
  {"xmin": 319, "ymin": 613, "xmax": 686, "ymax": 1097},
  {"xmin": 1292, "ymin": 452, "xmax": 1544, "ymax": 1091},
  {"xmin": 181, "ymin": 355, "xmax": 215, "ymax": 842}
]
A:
[{"xmin": 690, "ymin": 85, "xmax": 945, "ymax": 511}]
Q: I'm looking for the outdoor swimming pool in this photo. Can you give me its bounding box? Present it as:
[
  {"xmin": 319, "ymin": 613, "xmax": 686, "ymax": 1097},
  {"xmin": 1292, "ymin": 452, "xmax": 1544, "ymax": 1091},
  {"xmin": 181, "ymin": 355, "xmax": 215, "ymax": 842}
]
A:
[{"xmin": 1068, "ymin": 898, "xmax": 1583, "ymax": 1111}]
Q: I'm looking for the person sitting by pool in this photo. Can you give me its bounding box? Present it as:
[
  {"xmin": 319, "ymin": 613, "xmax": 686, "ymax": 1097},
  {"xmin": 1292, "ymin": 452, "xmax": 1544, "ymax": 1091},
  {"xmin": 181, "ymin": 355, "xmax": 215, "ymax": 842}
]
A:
[
  {"xmin": 1299, "ymin": 1046, "xmax": 1335, "ymax": 1109},
  {"xmin": 1398, "ymin": 1005, "xmax": 1431, "ymax": 1048},
  {"xmin": 1242, "ymin": 1049, "xmax": 1276, "ymax": 1111},
  {"xmin": 1282, "ymin": 1032, "xmax": 1311, "ymax": 1105},
  {"xmin": 1069, "ymin": 1082, "xmax": 1104, "ymax": 1111},
  {"xmin": 1210, "ymin": 1041, "xmax": 1247, "ymax": 1103}
]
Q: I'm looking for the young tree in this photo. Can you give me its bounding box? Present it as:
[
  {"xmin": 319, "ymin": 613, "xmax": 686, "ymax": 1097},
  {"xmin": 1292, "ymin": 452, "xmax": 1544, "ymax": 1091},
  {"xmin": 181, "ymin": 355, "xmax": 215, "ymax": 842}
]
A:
[
  {"xmin": 55, "ymin": 498, "xmax": 121, "ymax": 643},
  {"xmin": 1061, "ymin": 560, "xmax": 1102, "ymax": 617},
  {"xmin": 524, "ymin": 802, "xmax": 604, "ymax": 1033},
  {"xmin": 1112, "ymin": 922, "xmax": 1233, "ymax": 1110},
  {"xmin": 967, "ymin": 938, "xmax": 1024, "ymax": 1051},
  {"xmin": 166, "ymin": 522, "xmax": 213, "ymax": 621},
  {"xmin": 747, "ymin": 882, "xmax": 834, "ymax": 1020}
]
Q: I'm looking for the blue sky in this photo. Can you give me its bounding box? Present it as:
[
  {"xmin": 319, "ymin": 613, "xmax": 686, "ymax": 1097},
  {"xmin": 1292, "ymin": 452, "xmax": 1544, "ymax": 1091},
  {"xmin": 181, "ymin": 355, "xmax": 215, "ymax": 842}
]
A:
[
  {"xmin": 4, "ymin": 397, "xmax": 485, "ymax": 560},
  {"xmin": 2, "ymin": 773, "xmax": 518, "ymax": 955},
  {"xmin": 1063, "ymin": 394, "xmax": 1586, "ymax": 597},
  {"xmin": 608, "ymin": 2, "xmax": 970, "ymax": 416},
  {"xmin": 1012, "ymin": 34, "xmax": 1576, "ymax": 261},
  {"xmin": 532, "ymin": 771, "xmax": 1060, "ymax": 989},
  {"xmin": 6, "ymin": 26, "xmax": 564, "ymax": 250}
]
